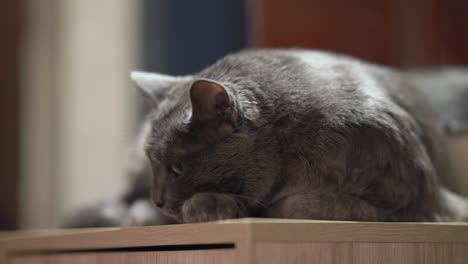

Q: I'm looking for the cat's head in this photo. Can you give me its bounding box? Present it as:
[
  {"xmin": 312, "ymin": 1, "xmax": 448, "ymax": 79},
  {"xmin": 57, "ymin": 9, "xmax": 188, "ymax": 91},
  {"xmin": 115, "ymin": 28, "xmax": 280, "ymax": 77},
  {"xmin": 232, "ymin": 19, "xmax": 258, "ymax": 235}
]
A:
[{"xmin": 131, "ymin": 71, "xmax": 279, "ymax": 221}]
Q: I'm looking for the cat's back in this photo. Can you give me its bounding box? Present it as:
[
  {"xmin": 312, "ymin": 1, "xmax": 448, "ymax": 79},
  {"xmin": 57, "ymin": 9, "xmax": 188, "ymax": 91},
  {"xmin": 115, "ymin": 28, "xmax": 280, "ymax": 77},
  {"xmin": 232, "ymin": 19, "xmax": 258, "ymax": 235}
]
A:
[
  {"xmin": 200, "ymin": 49, "xmax": 441, "ymax": 138},
  {"xmin": 203, "ymin": 49, "xmax": 444, "ymax": 170},
  {"xmin": 203, "ymin": 49, "xmax": 401, "ymax": 117}
]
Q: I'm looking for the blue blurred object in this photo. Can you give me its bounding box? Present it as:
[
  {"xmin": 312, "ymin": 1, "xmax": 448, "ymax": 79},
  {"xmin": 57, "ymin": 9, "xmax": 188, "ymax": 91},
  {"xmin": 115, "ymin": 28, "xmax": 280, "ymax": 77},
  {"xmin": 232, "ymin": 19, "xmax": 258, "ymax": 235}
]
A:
[{"xmin": 142, "ymin": 0, "xmax": 247, "ymax": 75}]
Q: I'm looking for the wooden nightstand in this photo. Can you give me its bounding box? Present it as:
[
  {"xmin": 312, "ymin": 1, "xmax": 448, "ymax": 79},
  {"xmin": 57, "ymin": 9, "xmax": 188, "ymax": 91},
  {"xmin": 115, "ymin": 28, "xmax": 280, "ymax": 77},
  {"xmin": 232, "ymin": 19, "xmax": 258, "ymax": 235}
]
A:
[{"xmin": 1, "ymin": 218, "xmax": 467, "ymax": 264}]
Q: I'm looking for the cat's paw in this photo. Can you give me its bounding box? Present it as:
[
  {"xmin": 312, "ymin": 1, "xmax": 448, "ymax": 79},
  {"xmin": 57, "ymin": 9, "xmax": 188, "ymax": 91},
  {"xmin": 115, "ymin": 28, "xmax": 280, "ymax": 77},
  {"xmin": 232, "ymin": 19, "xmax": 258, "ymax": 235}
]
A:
[{"xmin": 181, "ymin": 193, "xmax": 245, "ymax": 223}]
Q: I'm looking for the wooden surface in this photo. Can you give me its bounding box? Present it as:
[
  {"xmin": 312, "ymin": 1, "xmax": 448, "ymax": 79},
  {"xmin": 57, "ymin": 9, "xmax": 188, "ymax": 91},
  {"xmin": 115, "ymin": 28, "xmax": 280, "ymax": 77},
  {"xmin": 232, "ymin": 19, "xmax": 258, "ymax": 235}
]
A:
[
  {"xmin": 255, "ymin": 242, "xmax": 468, "ymax": 264},
  {"xmin": 9, "ymin": 250, "xmax": 236, "ymax": 264},
  {"xmin": 1, "ymin": 219, "xmax": 468, "ymax": 264}
]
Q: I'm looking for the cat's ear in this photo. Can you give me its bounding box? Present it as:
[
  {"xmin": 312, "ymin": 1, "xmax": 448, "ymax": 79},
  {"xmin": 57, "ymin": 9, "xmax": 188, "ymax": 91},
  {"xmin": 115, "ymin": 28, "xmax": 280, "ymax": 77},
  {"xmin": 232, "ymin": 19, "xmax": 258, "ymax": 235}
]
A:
[
  {"xmin": 190, "ymin": 79, "xmax": 236, "ymax": 126},
  {"xmin": 130, "ymin": 71, "xmax": 178, "ymax": 104}
]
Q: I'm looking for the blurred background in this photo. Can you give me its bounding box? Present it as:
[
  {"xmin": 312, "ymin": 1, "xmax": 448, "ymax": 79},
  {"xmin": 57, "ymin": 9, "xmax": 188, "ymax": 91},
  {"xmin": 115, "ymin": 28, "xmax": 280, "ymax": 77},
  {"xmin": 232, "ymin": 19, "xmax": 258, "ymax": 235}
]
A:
[{"xmin": 0, "ymin": 0, "xmax": 467, "ymax": 230}]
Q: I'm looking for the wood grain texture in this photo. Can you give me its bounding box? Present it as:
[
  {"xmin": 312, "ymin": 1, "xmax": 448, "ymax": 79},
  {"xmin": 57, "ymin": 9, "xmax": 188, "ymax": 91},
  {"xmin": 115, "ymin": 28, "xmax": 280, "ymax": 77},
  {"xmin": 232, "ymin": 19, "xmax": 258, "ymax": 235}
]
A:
[
  {"xmin": 255, "ymin": 242, "xmax": 468, "ymax": 264},
  {"xmin": 9, "ymin": 249, "xmax": 235, "ymax": 264},
  {"xmin": 0, "ymin": 222, "xmax": 252, "ymax": 264},
  {"xmin": 1, "ymin": 219, "xmax": 468, "ymax": 264},
  {"xmin": 2, "ymin": 219, "xmax": 468, "ymax": 249},
  {"xmin": 248, "ymin": 220, "xmax": 468, "ymax": 243},
  {"xmin": 0, "ymin": 223, "xmax": 248, "ymax": 251}
]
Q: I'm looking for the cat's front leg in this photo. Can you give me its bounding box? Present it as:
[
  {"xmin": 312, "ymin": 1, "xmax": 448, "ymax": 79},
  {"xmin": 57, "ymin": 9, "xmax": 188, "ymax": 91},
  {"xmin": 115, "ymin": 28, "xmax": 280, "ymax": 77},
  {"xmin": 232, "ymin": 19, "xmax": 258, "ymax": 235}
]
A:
[{"xmin": 181, "ymin": 193, "xmax": 248, "ymax": 223}]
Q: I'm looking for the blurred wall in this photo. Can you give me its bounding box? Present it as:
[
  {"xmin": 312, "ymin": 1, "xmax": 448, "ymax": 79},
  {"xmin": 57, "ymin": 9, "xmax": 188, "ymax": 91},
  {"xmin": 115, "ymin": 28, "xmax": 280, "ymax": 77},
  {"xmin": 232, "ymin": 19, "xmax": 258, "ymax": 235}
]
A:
[
  {"xmin": 251, "ymin": 0, "xmax": 468, "ymax": 67},
  {"xmin": 20, "ymin": 0, "xmax": 141, "ymax": 228},
  {"xmin": 141, "ymin": 0, "xmax": 247, "ymax": 75},
  {"xmin": 0, "ymin": 0, "xmax": 20, "ymax": 230}
]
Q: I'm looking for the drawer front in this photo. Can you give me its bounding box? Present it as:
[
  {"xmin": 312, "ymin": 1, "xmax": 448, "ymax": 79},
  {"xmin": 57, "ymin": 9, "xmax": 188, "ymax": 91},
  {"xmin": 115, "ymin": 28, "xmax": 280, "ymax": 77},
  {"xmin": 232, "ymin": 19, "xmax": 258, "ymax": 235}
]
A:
[
  {"xmin": 255, "ymin": 242, "xmax": 468, "ymax": 264},
  {"xmin": 10, "ymin": 249, "xmax": 236, "ymax": 264}
]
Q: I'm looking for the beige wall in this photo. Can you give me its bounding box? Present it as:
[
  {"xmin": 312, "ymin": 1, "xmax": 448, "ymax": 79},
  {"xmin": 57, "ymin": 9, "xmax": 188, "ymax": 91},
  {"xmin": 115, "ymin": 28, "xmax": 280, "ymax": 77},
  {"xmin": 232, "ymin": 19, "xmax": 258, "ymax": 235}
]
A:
[{"xmin": 20, "ymin": 0, "xmax": 141, "ymax": 228}]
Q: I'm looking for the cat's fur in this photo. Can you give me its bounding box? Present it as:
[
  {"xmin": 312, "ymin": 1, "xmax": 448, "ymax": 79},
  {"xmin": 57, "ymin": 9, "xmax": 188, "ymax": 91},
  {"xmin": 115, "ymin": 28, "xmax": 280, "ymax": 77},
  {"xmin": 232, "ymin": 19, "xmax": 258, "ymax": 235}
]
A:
[{"xmin": 63, "ymin": 49, "xmax": 468, "ymax": 227}]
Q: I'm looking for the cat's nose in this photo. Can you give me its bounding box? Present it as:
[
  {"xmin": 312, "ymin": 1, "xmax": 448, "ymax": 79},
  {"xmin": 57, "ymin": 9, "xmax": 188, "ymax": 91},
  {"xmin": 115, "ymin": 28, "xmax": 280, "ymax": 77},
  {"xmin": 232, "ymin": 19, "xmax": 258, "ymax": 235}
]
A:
[{"xmin": 155, "ymin": 200, "xmax": 165, "ymax": 207}]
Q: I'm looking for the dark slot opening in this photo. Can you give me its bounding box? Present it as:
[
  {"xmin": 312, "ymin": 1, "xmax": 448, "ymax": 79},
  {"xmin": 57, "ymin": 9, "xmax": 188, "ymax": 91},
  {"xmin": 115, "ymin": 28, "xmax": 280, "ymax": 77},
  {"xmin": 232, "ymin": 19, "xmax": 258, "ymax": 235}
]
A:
[{"xmin": 12, "ymin": 243, "xmax": 235, "ymax": 256}]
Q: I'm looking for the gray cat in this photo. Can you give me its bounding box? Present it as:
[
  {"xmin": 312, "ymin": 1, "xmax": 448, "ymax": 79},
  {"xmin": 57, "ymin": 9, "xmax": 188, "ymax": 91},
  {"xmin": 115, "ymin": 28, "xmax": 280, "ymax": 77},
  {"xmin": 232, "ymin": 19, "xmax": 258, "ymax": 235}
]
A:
[{"xmin": 63, "ymin": 49, "xmax": 468, "ymax": 227}]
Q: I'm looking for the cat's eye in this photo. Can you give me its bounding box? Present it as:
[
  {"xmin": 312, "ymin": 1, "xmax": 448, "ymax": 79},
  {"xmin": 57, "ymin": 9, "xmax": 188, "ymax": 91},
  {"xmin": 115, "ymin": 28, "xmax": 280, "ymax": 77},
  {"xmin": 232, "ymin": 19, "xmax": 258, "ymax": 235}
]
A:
[{"xmin": 170, "ymin": 162, "xmax": 183, "ymax": 176}]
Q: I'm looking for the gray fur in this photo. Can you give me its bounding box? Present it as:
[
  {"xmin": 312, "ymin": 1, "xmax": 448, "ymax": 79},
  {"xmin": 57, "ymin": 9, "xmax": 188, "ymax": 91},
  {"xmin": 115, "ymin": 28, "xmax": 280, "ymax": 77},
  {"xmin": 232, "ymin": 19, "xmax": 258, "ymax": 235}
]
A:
[
  {"xmin": 135, "ymin": 49, "xmax": 457, "ymax": 223},
  {"xmin": 65, "ymin": 49, "xmax": 468, "ymax": 227}
]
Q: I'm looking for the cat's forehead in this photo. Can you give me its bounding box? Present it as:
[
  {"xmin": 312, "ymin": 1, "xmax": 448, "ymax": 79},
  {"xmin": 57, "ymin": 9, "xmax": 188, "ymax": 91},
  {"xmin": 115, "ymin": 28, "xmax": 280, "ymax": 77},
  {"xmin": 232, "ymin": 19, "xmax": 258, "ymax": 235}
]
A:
[{"xmin": 145, "ymin": 98, "xmax": 192, "ymax": 161}]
